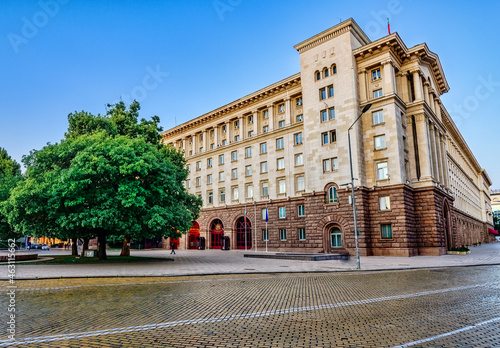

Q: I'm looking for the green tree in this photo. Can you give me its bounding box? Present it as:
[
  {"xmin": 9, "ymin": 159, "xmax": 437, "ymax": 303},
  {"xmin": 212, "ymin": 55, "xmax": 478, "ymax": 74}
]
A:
[
  {"xmin": 6, "ymin": 133, "xmax": 200, "ymax": 260},
  {"xmin": 0, "ymin": 148, "xmax": 22, "ymax": 241}
]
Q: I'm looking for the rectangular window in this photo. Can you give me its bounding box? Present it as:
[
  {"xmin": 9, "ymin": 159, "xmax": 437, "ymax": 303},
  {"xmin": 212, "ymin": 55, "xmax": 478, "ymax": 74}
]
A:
[
  {"xmin": 260, "ymin": 161, "xmax": 268, "ymax": 173},
  {"xmin": 262, "ymin": 182, "xmax": 269, "ymax": 197},
  {"xmin": 332, "ymin": 157, "xmax": 338, "ymax": 170},
  {"xmin": 377, "ymin": 162, "xmax": 389, "ymax": 180},
  {"xmin": 296, "ymin": 114, "xmax": 303, "ymax": 122},
  {"xmin": 222, "ymin": 125, "xmax": 226, "ymax": 133},
  {"xmin": 231, "ymin": 151, "xmax": 238, "ymax": 162},
  {"xmin": 210, "ymin": 143, "xmax": 215, "ymax": 149},
  {"xmin": 186, "ymin": 180, "xmax": 190, "ymax": 189},
  {"xmin": 210, "ymin": 129, "xmax": 215, "ymax": 138},
  {"xmin": 262, "ymin": 208, "xmax": 268, "ymax": 220},
  {"xmin": 298, "ymin": 228, "xmax": 306, "ymax": 241},
  {"xmin": 279, "ymin": 120, "xmax": 285, "ymax": 128},
  {"xmin": 374, "ymin": 135, "xmax": 386, "ymax": 150},
  {"xmin": 278, "ymin": 179, "xmax": 286, "ymax": 194},
  {"xmin": 263, "ymin": 109, "xmax": 269, "ymax": 119},
  {"xmin": 219, "ymin": 171, "xmax": 225, "ymax": 182},
  {"xmin": 245, "ymin": 165, "xmax": 252, "ymax": 176},
  {"xmin": 231, "ymin": 168, "xmax": 238, "ymax": 179},
  {"xmin": 320, "ymin": 88, "xmax": 326, "ymax": 100},
  {"xmin": 330, "ymin": 130, "xmax": 336, "ymax": 143},
  {"xmin": 263, "ymin": 125, "xmax": 269, "ymax": 133},
  {"xmin": 297, "ymin": 204, "xmax": 305, "ymax": 217},
  {"xmin": 279, "ymin": 229, "xmax": 287, "ymax": 241},
  {"xmin": 373, "ymin": 89, "xmax": 383, "ymax": 98},
  {"xmin": 260, "ymin": 142, "xmax": 267, "ymax": 154},
  {"xmin": 196, "ymin": 177, "xmax": 201, "ymax": 187},
  {"xmin": 278, "ymin": 103, "xmax": 285, "ymax": 113},
  {"xmin": 220, "ymin": 189, "xmax": 225, "ymax": 202},
  {"xmin": 246, "ymin": 184, "xmax": 253, "ymax": 199},
  {"xmin": 207, "ymin": 174, "xmax": 212, "ymax": 184},
  {"xmin": 196, "ymin": 161, "xmax": 201, "ymax": 171},
  {"xmin": 262, "ymin": 229, "xmax": 269, "ymax": 241},
  {"xmin": 295, "ymin": 153, "xmax": 303, "ymax": 166},
  {"xmin": 323, "ymin": 159, "xmax": 331, "ymax": 172},
  {"xmin": 372, "ymin": 68, "xmax": 381, "ymax": 81},
  {"xmin": 222, "ymin": 139, "xmax": 227, "ymax": 145},
  {"xmin": 245, "ymin": 147, "xmax": 252, "ymax": 158},
  {"xmin": 234, "ymin": 120, "xmax": 239, "ymax": 129},
  {"xmin": 248, "ymin": 115, "xmax": 253, "ymax": 124},
  {"xmin": 207, "ymin": 158, "xmax": 213, "ymax": 168},
  {"xmin": 199, "ymin": 147, "xmax": 203, "ymax": 153},
  {"xmin": 234, "ymin": 135, "xmax": 240, "ymax": 142},
  {"xmin": 296, "ymin": 97, "xmax": 303, "ymax": 106},
  {"xmin": 373, "ymin": 110, "xmax": 384, "ymax": 125},
  {"xmin": 219, "ymin": 154, "xmax": 225, "ymax": 165},
  {"xmin": 329, "ymin": 107, "xmax": 335, "ymax": 120},
  {"xmin": 296, "ymin": 175, "xmax": 305, "ymax": 191},
  {"xmin": 380, "ymin": 196, "xmax": 391, "ymax": 211},
  {"xmin": 208, "ymin": 191, "xmax": 213, "ymax": 204},
  {"xmin": 248, "ymin": 131, "xmax": 253, "ymax": 137},
  {"xmin": 232, "ymin": 187, "xmax": 239, "ymax": 201},
  {"xmin": 279, "ymin": 207, "xmax": 286, "ymax": 218},
  {"xmin": 277, "ymin": 158, "xmax": 285, "ymax": 170},
  {"xmin": 322, "ymin": 132, "xmax": 329, "ymax": 145},
  {"xmin": 199, "ymin": 134, "xmax": 203, "ymax": 141},
  {"xmin": 276, "ymin": 138, "xmax": 284, "ymax": 150},
  {"xmin": 294, "ymin": 133, "xmax": 303, "ymax": 145},
  {"xmin": 321, "ymin": 110, "xmax": 327, "ymax": 122},
  {"xmin": 381, "ymin": 224, "xmax": 392, "ymax": 239},
  {"xmin": 328, "ymin": 85, "xmax": 334, "ymax": 98}
]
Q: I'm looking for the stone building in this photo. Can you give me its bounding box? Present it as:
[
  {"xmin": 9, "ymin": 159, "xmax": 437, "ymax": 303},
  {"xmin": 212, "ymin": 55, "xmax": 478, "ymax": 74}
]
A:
[{"xmin": 161, "ymin": 19, "xmax": 494, "ymax": 256}]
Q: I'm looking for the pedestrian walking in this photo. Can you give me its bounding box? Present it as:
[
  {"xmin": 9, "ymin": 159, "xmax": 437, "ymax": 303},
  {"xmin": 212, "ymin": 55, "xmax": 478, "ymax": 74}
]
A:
[{"xmin": 170, "ymin": 242, "xmax": 176, "ymax": 254}]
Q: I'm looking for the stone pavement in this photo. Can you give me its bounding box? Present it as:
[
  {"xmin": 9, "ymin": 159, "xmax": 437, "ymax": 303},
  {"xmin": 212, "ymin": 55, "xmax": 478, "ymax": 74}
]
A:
[{"xmin": 3, "ymin": 242, "xmax": 500, "ymax": 279}]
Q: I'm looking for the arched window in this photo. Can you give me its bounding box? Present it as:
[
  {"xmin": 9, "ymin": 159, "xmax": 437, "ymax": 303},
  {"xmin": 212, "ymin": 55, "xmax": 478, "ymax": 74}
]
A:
[
  {"xmin": 327, "ymin": 186, "xmax": 338, "ymax": 203},
  {"xmin": 330, "ymin": 227, "xmax": 342, "ymax": 247},
  {"xmin": 323, "ymin": 68, "xmax": 329, "ymax": 78},
  {"xmin": 315, "ymin": 71, "xmax": 321, "ymax": 81},
  {"xmin": 331, "ymin": 64, "xmax": 337, "ymax": 74}
]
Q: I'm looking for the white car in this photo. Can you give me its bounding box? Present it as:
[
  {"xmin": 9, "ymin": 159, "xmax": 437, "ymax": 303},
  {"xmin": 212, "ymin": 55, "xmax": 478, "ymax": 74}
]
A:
[{"xmin": 41, "ymin": 244, "xmax": 50, "ymax": 250}]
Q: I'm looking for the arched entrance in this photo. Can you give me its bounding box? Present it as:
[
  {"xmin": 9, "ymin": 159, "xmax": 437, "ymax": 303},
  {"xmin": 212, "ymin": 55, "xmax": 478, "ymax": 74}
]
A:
[
  {"xmin": 210, "ymin": 219, "xmax": 224, "ymax": 249},
  {"xmin": 188, "ymin": 221, "xmax": 200, "ymax": 249},
  {"xmin": 443, "ymin": 201, "xmax": 452, "ymax": 250},
  {"xmin": 236, "ymin": 216, "xmax": 252, "ymax": 249},
  {"xmin": 329, "ymin": 227, "xmax": 342, "ymax": 248}
]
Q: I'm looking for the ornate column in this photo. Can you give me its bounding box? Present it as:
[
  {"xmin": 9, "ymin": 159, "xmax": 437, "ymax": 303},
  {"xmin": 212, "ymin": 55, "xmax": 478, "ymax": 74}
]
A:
[
  {"xmin": 435, "ymin": 129, "xmax": 444, "ymax": 184},
  {"xmin": 225, "ymin": 120, "xmax": 231, "ymax": 143},
  {"xmin": 213, "ymin": 125, "xmax": 219, "ymax": 147},
  {"xmin": 429, "ymin": 92, "xmax": 435, "ymax": 114},
  {"xmin": 285, "ymin": 97, "xmax": 292, "ymax": 125},
  {"xmin": 412, "ymin": 70, "xmax": 423, "ymax": 101},
  {"xmin": 202, "ymin": 130, "xmax": 207, "ymax": 152},
  {"xmin": 181, "ymin": 138, "xmax": 186, "ymax": 152},
  {"xmin": 237, "ymin": 115, "xmax": 244, "ymax": 140},
  {"xmin": 439, "ymin": 134, "xmax": 448, "ymax": 187},
  {"xmin": 400, "ymin": 73, "xmax": 409, "ymax": 103},
  {"xmin": 434, "ymin": 98, "xmax": 442, "ymax": 121},
  {"xmin": 428, "ymin": 122, "xmax": 438, "ymax": 181},
  {"xmin": 383, "ymin": 60, "xmax": 395, "ymax": 95},
  {"xmin": 267, "ymin": 104, "xmax": 274, "ymax": 132},
  {"xmin": 252, "ymin": 110, "xmax": 259, "ymax": 136},
  {"xmin": 358, "ymin": 69, "xmax": 367, "ymax": 101},
  {"xmin": 423, "ymin": 81, "xmax": 430, "ymax": 105}
]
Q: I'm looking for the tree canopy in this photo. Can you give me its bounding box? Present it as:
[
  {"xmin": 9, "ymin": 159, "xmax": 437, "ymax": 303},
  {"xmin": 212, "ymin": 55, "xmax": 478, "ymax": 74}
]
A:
[
  {"xmin": 4, "ymin": 101, "xmax": 201, "ymax": 259},
  {"xmin": 0, "ymin": 148, "xmax": 22, "ymax": 240}
]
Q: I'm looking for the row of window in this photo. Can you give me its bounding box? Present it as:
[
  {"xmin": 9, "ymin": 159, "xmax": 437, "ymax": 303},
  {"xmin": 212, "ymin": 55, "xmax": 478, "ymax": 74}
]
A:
[
  {"xmin": 315, "ymin": 64, "xmax": 337, "ymax": 81},
  {"xmin": 261, "ymin": 223, "xmax": 393, "ymax": 244},
  {"xmin": 319, "ymin": 85, "xmax": 334, "ymax": 101}
]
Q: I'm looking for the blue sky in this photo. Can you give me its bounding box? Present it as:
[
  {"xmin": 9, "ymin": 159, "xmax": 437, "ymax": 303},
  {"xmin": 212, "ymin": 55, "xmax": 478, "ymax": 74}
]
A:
[{"xmin": 1, "ymin": 0, "xmax": 499, "ymax": 187}]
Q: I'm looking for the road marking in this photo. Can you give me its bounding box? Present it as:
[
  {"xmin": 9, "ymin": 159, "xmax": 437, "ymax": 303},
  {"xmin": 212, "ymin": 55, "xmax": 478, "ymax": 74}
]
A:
[
  {"xmin": 391, "ymin": 317, "xmax": 500, "ymax": 348},
  {"xmin": 0, "ymin": 282, "xmax": 495, "ymax": 346}
]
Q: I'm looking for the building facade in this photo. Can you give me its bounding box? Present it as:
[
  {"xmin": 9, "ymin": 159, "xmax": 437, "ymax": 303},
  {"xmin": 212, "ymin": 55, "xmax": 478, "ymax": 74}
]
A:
[{"xmin": 161, "ymin": 19, "xmax": 494, "ymax": 256}]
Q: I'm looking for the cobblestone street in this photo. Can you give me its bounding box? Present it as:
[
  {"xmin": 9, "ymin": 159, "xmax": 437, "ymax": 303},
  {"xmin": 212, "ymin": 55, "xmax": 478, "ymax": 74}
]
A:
[{"xmin": 1, "ymin": 265, "xmax": 500, "ymax": 347}]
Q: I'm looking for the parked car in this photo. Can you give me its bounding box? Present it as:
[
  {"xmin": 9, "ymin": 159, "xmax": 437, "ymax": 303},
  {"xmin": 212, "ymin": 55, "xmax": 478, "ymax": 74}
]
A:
[
  {"xmin": 28, "ymin": 244, "xmax": 40, "ymax": 250},
  {"xmin": 41, "ymin": 244, "xmax": 50, "ymax": 250}
]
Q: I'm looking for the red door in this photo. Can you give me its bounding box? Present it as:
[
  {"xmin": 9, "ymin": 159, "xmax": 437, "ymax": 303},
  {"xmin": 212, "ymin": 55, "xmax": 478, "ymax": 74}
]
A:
[
  {"xmin": 236, "ymin": 217, "xmax": 252, "ymax": 249},
  {"xmin": 210, "ymin": 219, "xmax": 224, "ymax": 249},
  {"xmin": 188, "ymin": 221, "xmax": 200, "ymax": 249}
]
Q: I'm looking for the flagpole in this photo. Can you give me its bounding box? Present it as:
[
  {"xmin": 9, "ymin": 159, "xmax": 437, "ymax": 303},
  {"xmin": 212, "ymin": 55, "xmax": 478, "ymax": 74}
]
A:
[
  {"xmin": 244, "ymin": 205, "xmax": 247, "ymax": 251},
  {"xmin": 265, "ymin": 202, "xmax": 268, "ymax": 253},
  {"xmin": 254, "ymin": 201, "xmax": 257, "ymax": 252}
]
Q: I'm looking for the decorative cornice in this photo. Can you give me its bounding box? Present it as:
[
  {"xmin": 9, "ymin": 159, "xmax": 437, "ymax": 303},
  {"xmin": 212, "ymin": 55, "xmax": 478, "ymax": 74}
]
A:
[
  {"xmin": 294, "ymin": 18, "xmax": 370, "ymax": 53},
  {"xmin": 161, "ymin": 73, "xmax": 301, "ymax": 139}
]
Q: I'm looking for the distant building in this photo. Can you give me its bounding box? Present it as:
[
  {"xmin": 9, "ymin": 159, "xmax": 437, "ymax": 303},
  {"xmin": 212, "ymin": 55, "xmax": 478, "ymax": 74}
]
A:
[
  {"xmin": 162, "ymin": 19, "xmax": 494, "ymax": 256},
  {"xmin": 491, "ymin": 190, "xmax": 500, "ymax": 219}
]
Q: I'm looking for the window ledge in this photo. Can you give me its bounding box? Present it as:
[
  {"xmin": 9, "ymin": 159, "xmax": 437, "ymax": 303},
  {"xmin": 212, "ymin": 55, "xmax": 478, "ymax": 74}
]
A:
[
  {"xmin": 372, "ymin": 122, "xmax": 385, "ymax": 127},
  {"xmin": 374, "ymin": 147, "xmax": 387, "ymax": 152}
]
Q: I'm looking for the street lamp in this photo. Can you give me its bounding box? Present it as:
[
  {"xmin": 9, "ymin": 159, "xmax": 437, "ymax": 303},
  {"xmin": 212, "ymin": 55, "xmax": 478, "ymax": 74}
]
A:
[{"xmin": 348, "ymin": 103, "xmax": 372, "ymax": 270}]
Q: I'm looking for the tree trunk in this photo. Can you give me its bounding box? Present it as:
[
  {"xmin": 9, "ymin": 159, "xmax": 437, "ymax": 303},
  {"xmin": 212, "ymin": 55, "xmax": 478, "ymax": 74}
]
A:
[
  {"xmin": 120, "ymin": 234, "xmax": 132, "ymax": 257},
  {"xmin": 97, "ymin": 230, "xmax": 107, "ymax": 261},
  {"xmin": 71, "ymin": 237, "xmax": 78, "ymax": 256},
  {"xmin": 80, "ymin": 237, "xmax": 89, "ymax": 258}
]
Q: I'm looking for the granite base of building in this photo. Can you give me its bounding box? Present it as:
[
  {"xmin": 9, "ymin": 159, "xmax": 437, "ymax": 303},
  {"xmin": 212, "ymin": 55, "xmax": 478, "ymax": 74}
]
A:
[{"xmin": 169, "ymin": 184, "xmax": 493, "ymax": 257}]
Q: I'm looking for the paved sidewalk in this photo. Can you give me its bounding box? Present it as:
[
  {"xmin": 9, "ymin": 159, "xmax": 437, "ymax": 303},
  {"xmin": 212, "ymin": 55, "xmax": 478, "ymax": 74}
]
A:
[{"xmin": 2, "ymin": 242, "xmax": 499, "ymax": 279}]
